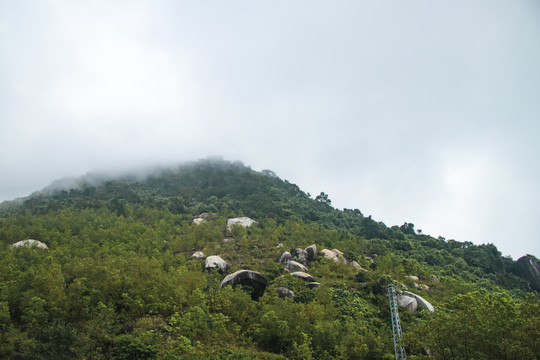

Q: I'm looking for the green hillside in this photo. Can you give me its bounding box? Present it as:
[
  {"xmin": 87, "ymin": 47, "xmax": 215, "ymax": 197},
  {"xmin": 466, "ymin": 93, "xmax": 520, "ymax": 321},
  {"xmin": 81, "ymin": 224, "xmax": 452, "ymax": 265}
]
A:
[{"xmin": 0, "ymin": 159, "xmax": 538, "ymax": 359}]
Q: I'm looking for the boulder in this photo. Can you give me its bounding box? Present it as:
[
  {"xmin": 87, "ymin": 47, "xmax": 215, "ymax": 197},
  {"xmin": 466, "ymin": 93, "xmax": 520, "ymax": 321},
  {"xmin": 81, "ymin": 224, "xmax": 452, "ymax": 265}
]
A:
[
  {"xmin": 275, "ymin": 287, "xmax": 295, "ymax": 299},
  {"xmin": 291, "ymin": 248, "xmax": 308, "ymax": 262},
  {"xmin": 430, "ymin": 275, "xmax": 440, "ymax": 283},
  {"xmin": 192, "ymin": 218, "xmax": 207, "ymax": 225},
  {"xmin": 11, "ymin": 239, "xmax": 48, "ymax": 250},
  {"xmin": 278, "ymin": 251, "xmax": 293, "ymax": 264},
  {"xmin": 205, "ymin": 256, "xmax": 229, "ymax": 273},
  {"xmin": 322, "ymin": 249, "xmax": 346, "ymax": 264},
  {"xmin": 415, "ymin": 284, "xmax": 430, "ymax": 291},
  {"xmin": 397, "ymin": 293, "xmax": 418, "ymax": 312},
  {"xmin": 515, "ymin": 255, "xmax": 540, "ymax": 292},
  {"xmin": 227, "ymin": 217, "xmax": 256, "ymax": 231},
  {"xmin": 321, "ymin": 249, "xmax": 337, "ymax": 260},
  {"xmin": 286, "ymin": 261, "xmax": 308, "ymax": 272},
  {"xmin": 305, "ymin": 245, "xmax": 317, "ymax": 261},
  {"xmin": 290, "ymin": 272, "xmax": 314, "ymax": 281},
  {"xmin": 407, "ymin": 275, "xmax": 419, "ymax": 282},
  {"xmin": 331, "ymin": 249, "xmax": 344, "ymax": 257},
  {"xmin": 305, "ymin": 282, "xmax": 321, "ymax": 289},
  {"xmin": 191, "ymin": 251, "xmax": 206, "ymax": 259},
  {"xmin": 192, "ymin": 213, "xmax": 214, "ymax": 225},
  {"xmin": 350, "ymin": 261, "xmax": 362, "ymax": 270},
  {"xmin": 402, "ymin": 291, "xmax": 435, "ymax": 313},
  {"xmin": 221, "ymin": 270, "xmax": 269, "ymax": 300}
]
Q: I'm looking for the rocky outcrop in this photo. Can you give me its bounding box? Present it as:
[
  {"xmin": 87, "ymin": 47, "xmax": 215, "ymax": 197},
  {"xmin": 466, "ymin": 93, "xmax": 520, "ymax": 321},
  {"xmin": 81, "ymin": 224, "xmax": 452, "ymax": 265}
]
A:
[
  {"xmin": 397, "ymin": 293, "xmax": 418, "ymax": 312},
  {"xmin": 291, "ymin": 248, "xmax": 308, "ymax": 262},
  {"xmin": 321, "ymin": 248, "xmax": 347, "ymax": 264},
  {"xmin": 11, "ymin": 239, "xmax": 48, "ymax": 250},
  {"xmin": 205, "ymin": 256, "xmax": 229, "ymax": 273},
  {"xmin": 515, "ymin": 255, "xmax": 540, "ymax": 292},
  {"xmin": 402, "ymin": 291, "xmax": 435, "ymax": 313},
  {"xmin": 279, "ymin": 251, "xmax": 293, "ymax": 264},
  {"xmin": 305, "ymin": 245, "xmax": 317, "ymax": 261},
  {"xmin": 275, "ymin": 287, "xmax": 295, "ymax": 299},
  {"xmin": 321, "ymin": 249, "xmax": 337, "ymax": 260},
  {"xmin": 221, "ymin": 270, "xmax": 269, "ymax": 300},
  {"xmin": 430, "ymin": 275, "xmax": 440, "ymax": 283},
  {"xmin": 227, "ymin": 217, "xmax": 256, "ymax": 231},
  {"xmin": 290, "ymin": 272, "xmax": 314, "ymax": 281},
  {"xmin": 305, "ymin": 282, "xmax": 321, "ymax": 289},
  {"xmin": 191, "ymin": 251, "xmax": 206, "ymax": 259},
  {"xmin": 286, "ymin": 261, "xmax": 308, "ymax": 272}
]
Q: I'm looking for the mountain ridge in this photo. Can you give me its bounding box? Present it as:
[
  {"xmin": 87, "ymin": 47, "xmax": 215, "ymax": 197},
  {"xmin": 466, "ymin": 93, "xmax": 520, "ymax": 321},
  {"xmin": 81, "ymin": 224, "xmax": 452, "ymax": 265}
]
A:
[{"xmin": 0, "ymin": 158, "xmax": 538, "ymax": 359}]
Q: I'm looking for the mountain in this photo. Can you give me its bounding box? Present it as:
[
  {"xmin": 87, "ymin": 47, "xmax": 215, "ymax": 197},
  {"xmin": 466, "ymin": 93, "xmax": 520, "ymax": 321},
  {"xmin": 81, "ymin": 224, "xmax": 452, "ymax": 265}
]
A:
[{"xmin": 0, "ymin": 158, "xmax": 538, "ymax": 359}]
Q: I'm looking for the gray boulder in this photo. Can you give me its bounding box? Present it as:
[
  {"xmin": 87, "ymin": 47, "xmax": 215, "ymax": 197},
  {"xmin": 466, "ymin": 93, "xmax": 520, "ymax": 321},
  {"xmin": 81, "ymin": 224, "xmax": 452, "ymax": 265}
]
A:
[
  {"xmin": 397, "ymin": 293, "xmax": 418, "ymax": 312},
  {"xmin": 286, "ymin": 261, "xmax": 308, "ymax": 272},
  {"xmin": 305, "ymin": 282, "xmax": 321, "ymax": 289},
  {"xmin": 402, "ymin": 291, "xmax": 435, "ymax": 313},
  {"xmin": 291, "ymin": 248, "xmax": 308, "ymax": 262},
  {"xmin": 279, "ymin": 251, "xmax": 293, "ymax": 264},
  {"xmin": 227, "ymin": 217, "xmax": 256, "ymax": 231},
  {"xmin": 430, "ymin": 275, "xmax": 440, "ymax": 283},
  {"xmin": 205, "ymin": 255, "xmax": 229, "ymax": 273},
  {"xmin": 275, "ymin": 287, "xmax": 295, "ymax": 299},
  {"xmin": 221, "ymin": 270, "xmax": 269, "ymax": 300},
  {"xmin": 290, "ymin": 271, "xmax": 314, "ymax": 281},
  {"xmin": 321, "ymin": 249, "xmax": 337, "ymax": 260},
  {"xmin": 305, "ymin": 245, "xmax": 317, "ymax": 261},
  {"xmin": 515, "ymin": 255, "xmax": 540, "ymax": 291},
  {"xmin": 11, "ymin": 239, "xmax": 48, "ymax": 250}
]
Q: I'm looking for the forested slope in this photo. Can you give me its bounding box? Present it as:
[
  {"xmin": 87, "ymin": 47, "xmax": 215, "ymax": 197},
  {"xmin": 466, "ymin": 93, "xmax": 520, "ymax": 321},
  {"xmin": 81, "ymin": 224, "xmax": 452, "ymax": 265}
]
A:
[{"xmin": 0, "ymin": 159, "xmax": 538, "ymax": 359}]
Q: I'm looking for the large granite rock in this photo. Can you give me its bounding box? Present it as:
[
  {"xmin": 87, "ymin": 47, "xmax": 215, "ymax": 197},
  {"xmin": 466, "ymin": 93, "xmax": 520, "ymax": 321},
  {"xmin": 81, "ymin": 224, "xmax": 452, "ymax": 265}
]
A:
[
  {"xmin": 205, "ymin": 256, "xmax": 229, "ymax": 273},
  {"xmin": 321, "ymin": 248, "xmax": 346, "ymax": 264},
  {"xmin": 11, "ymin": 239, "xmax": 48, "ymax": 250},
  {"xmin": 515, "ymin": 255, "xmax": 540, "ymax": 292},
  {"xmin": 305, "ymin": 282, "xmax": 321, "ymax": 289},
  {"xmin": 279, "ymin": 251, "xmax": 293, "ymax": 264},
  {"xmin": 227, "ymin": 217, "xmax": 256, "ymax": 231},
  {"xmin": 397, "ymin": 293, "xmax": 418, "ymax": 312},
  {"xmin": 275, "ymin": 287, "xmax": 295, "ymax": 299},
  {"xmin": 221, "ymin": 270, "xmax": 269, "ymax": 300},
  {"xmin": 291, "ymin": 248, "xmax": 308, "ymax": 262},
  {"xmin": 290, "ymin": 272, "xmax": 314, "ymax": 281},
  {"xmin": 321, "ymin": 249, "xmax": 337, "ymax": 260},
  {"xmin": 286, "ymin": 261, "xmax": 308, "ymax": 272},
  {"xmin": 402, "ymin": 291, "xmax": 435, "ymax": 313},
  {"xmin": 305, "ymin": 245, "xmax": 317, "ymax": 261}
]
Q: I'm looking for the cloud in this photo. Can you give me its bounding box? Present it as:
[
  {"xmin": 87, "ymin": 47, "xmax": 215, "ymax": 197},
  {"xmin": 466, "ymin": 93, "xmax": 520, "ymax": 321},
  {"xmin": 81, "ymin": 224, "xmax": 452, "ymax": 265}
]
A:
[{"xmin": 1, "ymin": 0, "xmax": 539, "ymax": 258}]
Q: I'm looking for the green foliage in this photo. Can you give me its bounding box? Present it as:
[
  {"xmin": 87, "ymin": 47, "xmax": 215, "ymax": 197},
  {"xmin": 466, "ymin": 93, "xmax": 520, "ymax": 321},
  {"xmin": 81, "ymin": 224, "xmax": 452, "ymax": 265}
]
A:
[{"xmin": 0, "ymin": 158, "xmax": 536, "ymax": 359}]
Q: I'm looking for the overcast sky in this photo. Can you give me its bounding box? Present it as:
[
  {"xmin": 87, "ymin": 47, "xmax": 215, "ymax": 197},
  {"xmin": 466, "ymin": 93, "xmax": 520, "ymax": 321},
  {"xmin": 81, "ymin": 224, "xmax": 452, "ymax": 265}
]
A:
[{"xmin": 1, "ymin": 0, "xmax": 539, "ymax": 259}]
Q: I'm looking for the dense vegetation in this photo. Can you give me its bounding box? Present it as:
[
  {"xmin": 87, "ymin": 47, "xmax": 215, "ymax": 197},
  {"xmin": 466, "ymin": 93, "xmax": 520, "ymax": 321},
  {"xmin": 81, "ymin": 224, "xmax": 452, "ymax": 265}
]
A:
[{"xmin": 0, "ymin": 159, "xmax": 538, "ymax": 359}]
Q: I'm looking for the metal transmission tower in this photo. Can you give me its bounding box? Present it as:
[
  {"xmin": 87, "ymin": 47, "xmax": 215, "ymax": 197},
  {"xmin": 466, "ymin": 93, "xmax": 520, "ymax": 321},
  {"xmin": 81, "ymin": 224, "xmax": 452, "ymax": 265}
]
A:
[{"xmin": 387, "ymin": 284, "xmax": 407, "ymax": 360}]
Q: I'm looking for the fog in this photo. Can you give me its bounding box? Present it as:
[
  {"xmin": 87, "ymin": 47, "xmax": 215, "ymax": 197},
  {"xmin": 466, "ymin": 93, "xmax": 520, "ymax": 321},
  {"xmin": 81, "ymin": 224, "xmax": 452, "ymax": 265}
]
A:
[{"xmin": 1, "ymin": 0, "xmax": 539, "ymax": 258}]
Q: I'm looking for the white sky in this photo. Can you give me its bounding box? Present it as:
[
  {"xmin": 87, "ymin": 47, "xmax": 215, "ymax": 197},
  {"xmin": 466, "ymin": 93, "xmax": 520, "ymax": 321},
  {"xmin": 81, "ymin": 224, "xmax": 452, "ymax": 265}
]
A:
[{"xmin": 1, "ymin": 0, "xmax": 539, "ymax": 259}]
